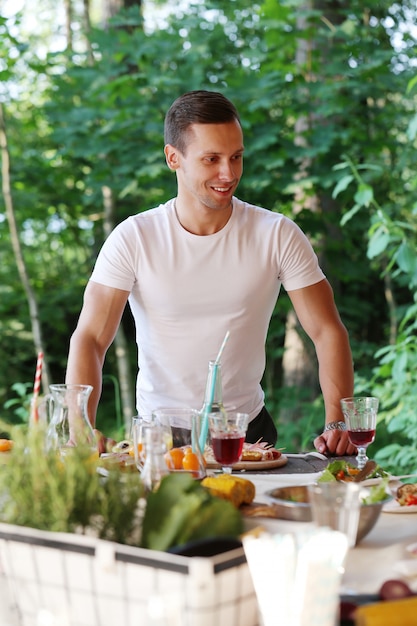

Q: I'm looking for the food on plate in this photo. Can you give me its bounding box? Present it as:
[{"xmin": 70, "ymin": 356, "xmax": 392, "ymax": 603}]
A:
[
  {"xmin": 269, "ymin": 482, "xmax": 388, "ymax": 508},
  {"xmin": 240, "ymin": 502, "xmax": 285, "ymax": 518},
  {"xmin": 112, "ymin": 439, "xmax": 132, "ymax": 454},
  {"xmin": 205, "ymin": 439, "xmax": 281, "ymax": 465},
  {"xmin": 0, "ymin": 439, "xmax": 13, "ymax": 452},
  {"xmin": 99, "ymin": 452, "xmax": 136, "ymax": 471},
  {"xmin": 361, "ymin": 481, "xmax": 389, "ymax": 505},
  {"xmin": 379, "ymin": 579, "xmax": 415, "ymax": 602},
  {"xmin": 107, "ymin": 435, "xmax": 282, "ymax": 473},
  {"xmin": 354, "ymin": 593, "xmax": 417, "ymax": 626},
  {"xmin": 344, "ymin": 579, "xmax": 416, "ymax": 625},
  {"xmin": 240, "ymin": 450, "xmax": 263, "ymax": 462},
  {"xmin": 201, "ymin": 474, "xmax": 255, "ymax": 507},
  {"xmin": 319, "ymin": 459, "xmax": 388, "ymax": 483},
  {"xmin": 241, "ymin": 440, "xmax": 282, "ymax": 461},
  {"xmin": 396, "ymin": 483, "xmax": 417, "ymax": 506}
]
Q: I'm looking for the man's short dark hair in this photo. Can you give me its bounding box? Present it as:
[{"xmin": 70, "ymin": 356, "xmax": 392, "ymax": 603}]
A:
[{"xmin": 164, "ymin": 90, "xmax": 241, "ymax": 154}]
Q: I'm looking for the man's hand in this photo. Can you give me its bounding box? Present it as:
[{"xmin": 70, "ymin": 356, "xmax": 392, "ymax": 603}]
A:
[
  {"xmin": 94, "ymin": 429, "xmax": 117, "ymax": 456},
  {"xmin": 314, "ymin": 429, "xmax": 357, "ymax": 456}
]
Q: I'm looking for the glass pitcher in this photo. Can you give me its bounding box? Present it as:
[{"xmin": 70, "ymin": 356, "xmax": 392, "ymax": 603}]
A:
[
  {"xmin": 152, "ymin": 408, "xmax": 207, "ymax": 479},
  {"xmin": 45, "ymin": 384, "xmax": 96, "ymax": 454}
]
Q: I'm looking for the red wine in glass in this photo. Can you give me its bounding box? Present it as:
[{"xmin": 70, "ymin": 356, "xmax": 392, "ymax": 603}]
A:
[
  {"xmin": 208, "ymin": 412, "xmax": 249, "ymax": 474},
  {"xmin": 341, "ymin": 396, "xmax": 379, "ymax": 470},
  {"xmin": 347, "ymin": 429, "xmax": 375, "ymax": 447},
  {"xmin": 211, "ymin": 434, "xmax": 245, "ymax": 466}
]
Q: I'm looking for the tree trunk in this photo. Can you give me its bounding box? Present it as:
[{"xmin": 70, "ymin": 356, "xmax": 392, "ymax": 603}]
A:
[
  {"xmin": 63, "ymin": 0, "xmax": 73, "ymax": 51},
  {"xmin": 102, "ymin": 0, "xmax": 143, "ymax": 22},
  {"xmin": 0, "ymin": 103, "xmax": 51, "ymax": 393},
  {"xmin": 82, "ymin": 0, "xmax": 95, "ymax": 65},
  {"xmin": 282, "ymin": 1, "xmax": 318, "ymax": 399},
  {"xmin": 282, "ymin": 0, "xmax": 344, "ymax": 411}
]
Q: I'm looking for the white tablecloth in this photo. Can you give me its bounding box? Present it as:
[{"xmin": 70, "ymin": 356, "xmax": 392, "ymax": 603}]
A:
[{"xmin": 246, "ymin": 473, "xmax": 417, "ymax": 596}]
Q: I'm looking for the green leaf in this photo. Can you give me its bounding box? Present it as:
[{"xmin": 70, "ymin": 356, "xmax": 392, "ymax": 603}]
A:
[
  {"xmin": 340, "ymin": 203, "xmax": 361, "ymax": 226},
  {"xmin": 406, "ymin": 75, "xmax": 417, "ymax": 95},
  {"xmin": 141, "ymin": 473, "xmax": 243, "ymax": 551},
  {"xmin": 406, "ymin": 113, "xmax": 417, "ymax": 141},
  {"xmin": 332, "ymin": 175, "xmax": 354, "ymax": 199},
  {"xmin": 354, "ymin": 184, "xmax": 374, "ymax": 208},
  {"xmin": 396, "ymin": 242, "xmax": 417, "ymax": 275},
  {"xmin": 368, "ymin": 229, "xmax": 390, "ymax": 258}
]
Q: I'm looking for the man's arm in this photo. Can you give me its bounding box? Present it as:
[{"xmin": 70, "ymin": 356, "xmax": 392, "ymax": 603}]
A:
[
  {"xmin": 287, "ymin": 278, "xmax": 356, "ymax": 456},
  {"xmin": 65, "ymin": 281, "xmax": 130, "ymax": 426}
]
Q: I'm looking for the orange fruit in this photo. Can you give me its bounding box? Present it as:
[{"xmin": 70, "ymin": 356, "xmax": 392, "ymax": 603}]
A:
[
  {"xmin": 0, "ymin": 439, "xmax": 13, "ymax": 452},
  {"xmin": 128, "ymin": 442, "xmax": 143, "ymax": 457},
  {"xmin": 182, "ymin": 451, "xmax": 200, "ymax": 472},
  {"xmin": 165, "ymin": 447, "xmax": 185, "ymax": 470}
]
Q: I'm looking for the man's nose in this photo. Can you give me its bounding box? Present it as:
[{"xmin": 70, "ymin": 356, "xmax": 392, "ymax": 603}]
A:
[{"xmin": 218, "ymin": 160, "xmax": 236, "ymax": 180}]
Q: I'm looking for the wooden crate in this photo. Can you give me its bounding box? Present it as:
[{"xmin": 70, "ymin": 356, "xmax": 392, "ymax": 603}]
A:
[{"xmin": 0, "ymin": 523, "xmax": 259, "ymax": 626}]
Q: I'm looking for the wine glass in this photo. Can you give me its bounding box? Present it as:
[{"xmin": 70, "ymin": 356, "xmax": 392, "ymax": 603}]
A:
[
  {"xmin": 340, "ymin": 397, "xmax": 379, "ymax": 470},
  {"xmin": 208, "ymin": 412, "xmax": 249, "ymax": 474}
]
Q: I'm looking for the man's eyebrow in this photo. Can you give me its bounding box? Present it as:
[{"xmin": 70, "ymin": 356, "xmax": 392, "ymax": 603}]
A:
[{"xmin": 201, "ymin": 147, "xmax": 245, "ymax": 155}]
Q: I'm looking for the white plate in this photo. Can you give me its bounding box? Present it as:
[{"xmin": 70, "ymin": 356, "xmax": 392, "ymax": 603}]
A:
[
  {"xmin": 393, "ymin": 559, "xmax": 417, "ymax": 580},
  {"xmin": 360, "ymin": 476, "xmax": 387, "ymax": 487},
  {"xmin": 406, "ymin": 542, "xmax": 417, "ymax": 557},
  {"xmin": 383, "ymin": 499, "xmax": 417, "ymax": 514}
]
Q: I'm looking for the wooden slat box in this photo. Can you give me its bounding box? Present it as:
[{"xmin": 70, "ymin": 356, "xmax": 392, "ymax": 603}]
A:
[{"xmin": 0, "ymin": 523, "xmax": 259, "ymax": 626}]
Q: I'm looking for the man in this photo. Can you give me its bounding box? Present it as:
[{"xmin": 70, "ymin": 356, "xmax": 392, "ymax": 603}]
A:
[{"xmin": 66, "ymin": 90, "xmax": 355, "ymax": 455}]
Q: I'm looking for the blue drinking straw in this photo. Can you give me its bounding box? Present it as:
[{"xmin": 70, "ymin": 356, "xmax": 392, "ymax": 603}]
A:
[{"xmin": 199, "ymin": 331, "xmax": 230, "ymax": 452}]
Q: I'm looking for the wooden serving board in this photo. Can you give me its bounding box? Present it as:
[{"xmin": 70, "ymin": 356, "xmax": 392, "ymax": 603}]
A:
[{"xmin": 205, "ymin": 454, "xmax": 288, "ymax": 472}]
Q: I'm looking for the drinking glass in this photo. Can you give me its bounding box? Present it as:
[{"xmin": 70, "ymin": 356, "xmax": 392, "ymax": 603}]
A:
[
  {"xmin": 208, "ymin": 411, "xmax": 249, "ymax": 474},
  {"xmin": 340, "ymin": 396, "xmax": 379, "ymax": 470},
  {"xmin": 131, "ymin": 415, "xmax": 155, "ymax": 471},
  {"xmin": 308, "ymin": 481, "xmax": 361, "ymax": 548}
]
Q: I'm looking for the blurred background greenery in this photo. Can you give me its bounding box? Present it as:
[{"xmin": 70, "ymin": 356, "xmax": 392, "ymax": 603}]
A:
[{"xmin": 1, "ymin": 0, "xmax": 417, "ymax": 474}]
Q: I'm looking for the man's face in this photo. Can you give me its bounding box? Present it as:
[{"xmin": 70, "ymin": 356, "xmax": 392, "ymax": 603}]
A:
[{"xmin": 165, "ymin": 120, "xmax": 244, "ymax": 213}]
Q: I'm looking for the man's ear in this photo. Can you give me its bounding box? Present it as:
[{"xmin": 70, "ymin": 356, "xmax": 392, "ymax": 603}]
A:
[{"xmin": 164, "ymin": 144, "xmax": 180, "ymax": 171}]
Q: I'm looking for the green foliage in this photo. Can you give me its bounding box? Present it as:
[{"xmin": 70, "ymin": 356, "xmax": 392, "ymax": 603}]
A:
[
  {"xmin": 141, "ymin": 472, "xmax": 243, "ymax": 551},
  {"xmin": 0, "ymin": 424, "xmax": 144, "ymax": 543},
  {"xmin": 267, "ymin": 386, "xmax": 325, "ymax": 453},
  {"xmin": 1, "ymin": 0, "xmax": 417, "ymax": 469},
  {"xmin": 3, "ymin": 382, "xmax": 32, "ymax": 424},
  {"xmin": 332, "ymin": 121, "xmax": 417, "ymax": 474},
  {"xmin": 0, "ymin": 424, "xmax": 243, "ymax": 551}
]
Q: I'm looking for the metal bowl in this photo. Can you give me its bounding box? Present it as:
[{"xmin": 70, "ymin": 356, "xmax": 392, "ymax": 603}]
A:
[{"xmin": 266, "ymin": 484, "xmax": 389, "ymax": 545}]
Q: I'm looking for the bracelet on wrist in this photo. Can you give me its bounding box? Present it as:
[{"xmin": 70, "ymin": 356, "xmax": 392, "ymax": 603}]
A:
[{"xmin": 324, "ymin": 420, "xmax": 346, "ymax": 432}]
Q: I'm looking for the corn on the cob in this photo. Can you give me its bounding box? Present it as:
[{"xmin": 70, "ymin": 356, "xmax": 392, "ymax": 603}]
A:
[
  {"xmin": 201, "ymin": 474, "xmax": 255, "ymax": 507},
  {"xmin": 355, "ymin": 596, "xmax": 417, "ymax": 626}
]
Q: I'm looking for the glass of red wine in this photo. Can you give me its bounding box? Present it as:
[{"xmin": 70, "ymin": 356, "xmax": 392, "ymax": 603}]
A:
[
  {"xmin": 208, "ymin": 412, "xmax": 249, "ymax": 474},
  {"xmin": 340, "ymin": 397, "xmax": 379, "ymax": 470}
]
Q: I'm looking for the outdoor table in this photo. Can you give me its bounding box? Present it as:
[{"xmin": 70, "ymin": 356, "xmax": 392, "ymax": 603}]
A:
[
  {"xmin": 0, "ymin": 453, "xmax": 416, "ymax": 625},
  {"xmin": 237, "ymin": 451, "xmax": 358, "ymax": 474},
  {"xmin": 243, "ymin": 454, "xmax": 417, "ymax": 615}
]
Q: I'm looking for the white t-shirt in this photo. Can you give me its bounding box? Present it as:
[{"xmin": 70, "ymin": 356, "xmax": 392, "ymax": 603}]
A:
[{"xmin": 90, "ymin": 197, "xmax": 325, "ymax": 420}]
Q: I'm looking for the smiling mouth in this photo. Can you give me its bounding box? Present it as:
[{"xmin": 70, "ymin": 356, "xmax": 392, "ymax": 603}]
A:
[{"xmin": 212, "ymin": 185, "xmax": 233, "ymax": 193}]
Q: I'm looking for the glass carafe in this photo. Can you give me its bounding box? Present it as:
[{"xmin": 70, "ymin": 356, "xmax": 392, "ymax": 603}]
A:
[
  {"xmin": 140, "ymin": 427, "xmax": 170, "ymax": 492},
  {"xmin": 46, "ymin": 384, "xmax": 95, "ymax": 454},
  {"xmin": 200, "ymin": 360, "xmax": 227, "ymax": 418},
  {"xmin": 199, "ymin": 360, "xmax": 227, "ymax": 452}
]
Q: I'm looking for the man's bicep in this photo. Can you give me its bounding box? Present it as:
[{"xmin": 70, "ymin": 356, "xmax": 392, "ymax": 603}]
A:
[
  {"xmin": 287, "ymin": 279, "xmax": 344, "ymax": 341},
  {"xmin": 77, "ymin": 281, "xmax": 130, "ymax": 350}
]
